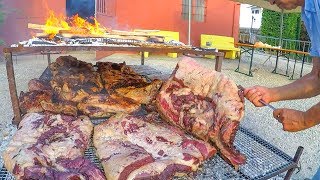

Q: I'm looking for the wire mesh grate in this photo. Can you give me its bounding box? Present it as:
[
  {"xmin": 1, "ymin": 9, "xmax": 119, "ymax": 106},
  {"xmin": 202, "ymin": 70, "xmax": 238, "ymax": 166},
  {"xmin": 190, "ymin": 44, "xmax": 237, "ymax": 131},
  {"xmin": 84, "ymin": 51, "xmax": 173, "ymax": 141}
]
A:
[
  {"xmin": 0, "ymin": 66, "xmax": 296, "ymax": 179},
  {"xmin": 0, "ymin": 126, "xmax": 296, "ymax": 180}
]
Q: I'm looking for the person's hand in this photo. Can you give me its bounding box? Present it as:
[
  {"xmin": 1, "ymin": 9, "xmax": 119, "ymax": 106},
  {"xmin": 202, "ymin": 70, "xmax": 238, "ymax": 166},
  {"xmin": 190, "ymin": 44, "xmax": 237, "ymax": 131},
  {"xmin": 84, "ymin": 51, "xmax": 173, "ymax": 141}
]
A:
[
  {"xmin": 244, "ymin": 86, "xmax": 273, "ymax": 107},
  {"xmin": 273, "ymin": 108, "xmax": 309, "ymax": 132}
]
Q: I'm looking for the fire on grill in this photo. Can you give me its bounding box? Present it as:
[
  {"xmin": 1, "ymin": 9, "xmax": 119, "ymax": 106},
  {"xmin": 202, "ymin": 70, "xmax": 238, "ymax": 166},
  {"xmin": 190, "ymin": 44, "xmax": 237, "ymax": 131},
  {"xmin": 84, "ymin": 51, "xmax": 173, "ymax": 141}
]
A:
[
  {"xmin": 15, "ymin": 11, "xmax": 187, "ymax": 48},
  {"xmin": 3, "ymin": 54, "xmax": 246, "ymax": 179}
]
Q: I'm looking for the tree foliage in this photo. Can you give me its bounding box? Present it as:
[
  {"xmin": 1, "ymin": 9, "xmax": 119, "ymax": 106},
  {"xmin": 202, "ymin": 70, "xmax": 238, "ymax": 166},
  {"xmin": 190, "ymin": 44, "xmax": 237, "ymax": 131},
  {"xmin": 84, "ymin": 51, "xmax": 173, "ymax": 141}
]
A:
[{"xmin": 260, "ymin": 9, "xmax": 301, "ymax": 46}]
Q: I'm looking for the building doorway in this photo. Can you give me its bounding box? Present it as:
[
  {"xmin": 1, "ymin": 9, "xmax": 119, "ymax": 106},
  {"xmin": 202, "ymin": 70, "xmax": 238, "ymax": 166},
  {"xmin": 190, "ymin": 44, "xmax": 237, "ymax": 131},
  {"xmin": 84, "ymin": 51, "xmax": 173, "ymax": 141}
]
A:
[{"xmin": 66, "ymin": 0, "xmax": 95, "ymax": 18}]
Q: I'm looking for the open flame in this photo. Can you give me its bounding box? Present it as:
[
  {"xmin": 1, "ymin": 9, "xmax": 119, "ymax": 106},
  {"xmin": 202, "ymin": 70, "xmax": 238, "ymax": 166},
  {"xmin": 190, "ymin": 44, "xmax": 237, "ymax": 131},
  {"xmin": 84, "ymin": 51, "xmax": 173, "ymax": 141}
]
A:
[{"xmin": 44, "ymin": 11, "xmax": 107, "ymax": 38}]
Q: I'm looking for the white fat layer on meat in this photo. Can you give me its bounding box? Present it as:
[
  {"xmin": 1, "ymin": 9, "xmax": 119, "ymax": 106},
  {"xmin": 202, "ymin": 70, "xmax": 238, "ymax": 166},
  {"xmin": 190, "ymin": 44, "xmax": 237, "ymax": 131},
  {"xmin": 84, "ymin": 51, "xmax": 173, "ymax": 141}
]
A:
[
  {"xmin": 127, "ymin": 160, "xmax": 178, "ymax": 180},
  {"xmin": 94, "ymin": 115, "xmax": 213, "ymax": 179},
  {"xmin": 175, "ymin": 57, "xmax": 244, "ymax": 122},
  {"xmin": 173, "ymin": 87, "xmax": 191, "ymax": 96},
  {"xmin": 3, "ymin": 113, "xmax": 93, "ymax": 179}
]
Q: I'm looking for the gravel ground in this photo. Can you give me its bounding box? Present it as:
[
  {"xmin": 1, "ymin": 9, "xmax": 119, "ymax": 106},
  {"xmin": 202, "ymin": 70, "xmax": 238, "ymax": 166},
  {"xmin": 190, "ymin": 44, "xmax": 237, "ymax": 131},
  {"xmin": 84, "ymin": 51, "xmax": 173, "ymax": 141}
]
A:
[{"xmin": 0, "ymin": 51, "xmax": 319, "ymax": 179}]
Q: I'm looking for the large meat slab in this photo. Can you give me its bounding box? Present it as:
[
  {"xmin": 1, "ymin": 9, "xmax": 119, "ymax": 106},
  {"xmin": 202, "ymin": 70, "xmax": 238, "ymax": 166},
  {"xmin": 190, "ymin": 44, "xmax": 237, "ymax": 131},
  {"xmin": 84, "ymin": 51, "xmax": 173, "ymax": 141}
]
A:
[
  {"xmin": 156, "ymin": 57, "xmax": 246, "ymax": 167},
  {"xmin": 94, "ymin": 114, "xmax": 216, "ymax": 180},
  {"xmin": 3, "ymin": 113, "xmax": 105, "ymax": 180}
]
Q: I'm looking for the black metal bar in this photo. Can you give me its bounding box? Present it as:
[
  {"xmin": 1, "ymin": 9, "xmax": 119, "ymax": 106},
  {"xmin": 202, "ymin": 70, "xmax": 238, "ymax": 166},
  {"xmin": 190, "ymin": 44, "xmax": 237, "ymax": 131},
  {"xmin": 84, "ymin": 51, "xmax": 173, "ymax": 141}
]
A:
[
  {"xmin": 290, "ymin": 53, "xmax": 298, "ymax": 80},
  {"xmin": 247, "ymin": 47, "xmax": 254, "ymax": 77},
  {"xmin": 235, "ymin": 46, "xmax": 242, "ymax": 72},
  {"xmin": 47, "ymin": 53, "xmax": 51, "ymax": 65},
  {"xmin": 4, "ymin": 46, "xmax": 224, "ymax": 56},
  {"xmin": 5, "ymin": 52, "xmax": 22, "ymax": 125},
  {"xmin": 285, "ymin": 53, "xmax": 290, "ymax": 76},
  {"xmin": 235, "ymin": 46, "xmax": 254, "ymax": 77},
  {"xmin": 284, "ymin": 146, "xmax": 304, "ymax": 180},
  {"xmin": 272, "ymin": 50, "xmax": 280, "ymax": 74},
  {"xmin": 215, "ymin": 55, "xmax": 223, "ymax": 72},
  {"xmin": 300, "ymin": 54, "xmax": 306, "ymax": 78},
  {"xmin": 141, "ymin": 52, "xmax": 145, "ymax": 65}
]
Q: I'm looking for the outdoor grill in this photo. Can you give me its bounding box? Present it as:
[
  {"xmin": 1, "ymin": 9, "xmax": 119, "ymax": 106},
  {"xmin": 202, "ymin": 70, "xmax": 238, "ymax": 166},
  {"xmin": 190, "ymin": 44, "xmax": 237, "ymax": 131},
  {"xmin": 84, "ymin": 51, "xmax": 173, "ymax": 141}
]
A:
[
  {"xmin": 1, "ymin": 57, "xmax": 303, "ymax": 179},
  {"xmin": 0, "ymin": 125, "xmax": 303, "ymax": 180}
]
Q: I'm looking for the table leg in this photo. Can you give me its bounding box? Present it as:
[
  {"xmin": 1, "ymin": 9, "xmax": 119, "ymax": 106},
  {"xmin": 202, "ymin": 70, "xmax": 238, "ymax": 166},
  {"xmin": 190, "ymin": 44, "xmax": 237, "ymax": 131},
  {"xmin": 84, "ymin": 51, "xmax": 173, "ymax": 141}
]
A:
[
  {"xmin": 247, "ymin": 47, "xmax": 254, "ymax": 77},
  {"xmin": 284, "ymin": 146, "xmax": 304, "ymax": 180},
  {"xmin": 235, "ymin": 47, "xmax": 242, "ymax": 72},
  {"xmin": 215, "ymin": 55, "xmax": 223, "ymax": 72},
  {"xmin": 300, "ymin": 54, "xmax": 306, "ymax": 78},
  {"xmin": 141, "ymin": 52, "xmax": 145, "ymax": 65},
  {"xmin": 290, "ymin": 53, "xmax": 298, "ymax": 80},
  {"xmin": 47, "ymin": 53, "xmax": 51, "ymax": 65},
  {"xmin": 285, "ymin": 53, "xmax": 290, "ymax": 76},
  {"xmin": 5, "ymin": 52, "xmax": 22, "ymax": 125},
  {"xmin": 272, "ymin": 50, "xmax": 280, "ymax": 74}
]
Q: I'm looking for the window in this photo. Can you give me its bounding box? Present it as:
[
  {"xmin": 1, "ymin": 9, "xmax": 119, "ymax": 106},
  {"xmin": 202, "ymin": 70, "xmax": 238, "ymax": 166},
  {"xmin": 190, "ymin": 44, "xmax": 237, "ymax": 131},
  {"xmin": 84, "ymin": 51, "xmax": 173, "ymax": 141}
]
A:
[
  {"xmin": 255, "ymin": 10, "xmax": 259, "ymax": 14},
  {"xmin": 96, "ymin": 0, "xmax": 116, "ymax": 16},
  {"xmin": 97, "ymin": 0, "xmax": 106, "ymax": 14},
  {"xmin": 182, "ymin": 0, "xmax": 207, "ymax": 22},
  {"xmin": 182, "ymin": 0, "xmax": 190, "ymax": 20},
  {"xmin": 194, "ymin": 0, "xmax": 206, "ymax": 22}
]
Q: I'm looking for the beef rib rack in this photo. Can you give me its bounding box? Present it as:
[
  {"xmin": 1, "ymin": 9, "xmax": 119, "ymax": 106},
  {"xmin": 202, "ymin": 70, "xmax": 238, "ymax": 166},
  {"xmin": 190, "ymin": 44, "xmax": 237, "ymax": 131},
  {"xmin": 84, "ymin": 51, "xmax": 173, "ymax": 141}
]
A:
[{"xmin": 156, "ymin": 57, "xmax": 246, "ymax": 167}]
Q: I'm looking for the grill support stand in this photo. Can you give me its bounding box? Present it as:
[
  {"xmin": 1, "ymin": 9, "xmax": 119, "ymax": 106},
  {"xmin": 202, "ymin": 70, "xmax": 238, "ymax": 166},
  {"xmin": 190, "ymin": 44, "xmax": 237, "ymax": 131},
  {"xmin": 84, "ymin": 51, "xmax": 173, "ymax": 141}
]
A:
[
  {"xmin": 47, "ymin": 53, "xmax": 51, "ymax": 65},
  {"xmin": 141, "ymin": 51, "xmax": 145, "ymax": 65},
  {"xmin": 5, "ymin": 52, "xmax": 21, "ymax": 125},
  {"xmin": 284, "ymin": 146, "xmax": 304, "ymax": 180}
]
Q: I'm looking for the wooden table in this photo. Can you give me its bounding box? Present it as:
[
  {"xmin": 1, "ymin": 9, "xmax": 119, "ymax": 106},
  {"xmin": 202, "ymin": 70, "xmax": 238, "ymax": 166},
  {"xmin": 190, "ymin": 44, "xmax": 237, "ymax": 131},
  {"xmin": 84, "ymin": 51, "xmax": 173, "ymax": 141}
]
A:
[
  {"xmin": 3, "ymin": 45, "xmax": 224, "ymax": 125},
  {"xmin": 235, "ymin": 43, "xmax": 309, "ymax": 78}
]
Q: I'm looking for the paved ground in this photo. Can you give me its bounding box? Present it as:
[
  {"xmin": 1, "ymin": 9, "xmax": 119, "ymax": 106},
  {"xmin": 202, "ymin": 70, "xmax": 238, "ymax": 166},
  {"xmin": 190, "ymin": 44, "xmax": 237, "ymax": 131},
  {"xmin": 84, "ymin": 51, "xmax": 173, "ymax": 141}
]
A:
[{"xmin": 0, "ymin": 51, "xmax": 319, "ymax": 179}]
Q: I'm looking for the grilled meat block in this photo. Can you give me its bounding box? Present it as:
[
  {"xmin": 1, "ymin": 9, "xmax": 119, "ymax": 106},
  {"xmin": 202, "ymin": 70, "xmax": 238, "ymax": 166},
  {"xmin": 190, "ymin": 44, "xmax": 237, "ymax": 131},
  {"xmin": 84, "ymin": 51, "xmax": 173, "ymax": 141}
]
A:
[{"xmin": 156, "ymin": 57, "xmax": 246, "ymax": 167}]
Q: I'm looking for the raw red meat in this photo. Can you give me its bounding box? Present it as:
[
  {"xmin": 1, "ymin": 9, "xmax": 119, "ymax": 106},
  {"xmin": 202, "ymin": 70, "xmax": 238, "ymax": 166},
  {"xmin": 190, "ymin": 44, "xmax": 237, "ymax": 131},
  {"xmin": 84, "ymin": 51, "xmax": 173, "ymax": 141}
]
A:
[
  {"xmin": 156, "ymin": 57, "xmax": 246, "ymax": 167},
  {"xmin": 94, "ymin": 114, "xmax": 216, "ymax": 179}
]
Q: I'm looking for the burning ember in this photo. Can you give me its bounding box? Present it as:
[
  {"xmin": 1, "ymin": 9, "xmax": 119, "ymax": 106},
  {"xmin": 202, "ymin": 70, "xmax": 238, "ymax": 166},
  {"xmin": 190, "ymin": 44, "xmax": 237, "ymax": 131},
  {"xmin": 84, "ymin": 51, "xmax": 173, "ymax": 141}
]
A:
[
  {"xmin": 30, "ymin": 11, "xmax": 108, "ymax": 39},
  {"xmin": 15, "ymin": 10, "xmax": 188, "ymax": 48}
]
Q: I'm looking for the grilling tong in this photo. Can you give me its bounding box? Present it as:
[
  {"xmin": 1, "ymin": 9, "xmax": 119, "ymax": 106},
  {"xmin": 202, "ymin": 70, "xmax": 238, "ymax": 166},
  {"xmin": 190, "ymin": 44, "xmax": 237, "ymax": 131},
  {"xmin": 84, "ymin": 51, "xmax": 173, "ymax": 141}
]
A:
[{"xmin": 238, "ymin": 85, "xmax": 277, "ymax": 111}]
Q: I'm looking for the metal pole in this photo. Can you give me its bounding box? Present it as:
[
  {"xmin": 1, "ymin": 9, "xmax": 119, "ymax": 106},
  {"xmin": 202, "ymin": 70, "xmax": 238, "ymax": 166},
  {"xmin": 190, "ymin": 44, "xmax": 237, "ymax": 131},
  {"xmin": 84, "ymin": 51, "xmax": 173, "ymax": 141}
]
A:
[
  {"xmin": 47, "ymin": 53, "xmax": 51, "ymax": 65},
  {"xmin": 284, "ymin": 146, "xmax": 304, "ymax": 180},
  {"xmin": 188, "ymin": 0, "xmax": 192, "ymax": 45},
  {"xmin": 141, "ymin": 52, "xmax": 145, "ymax": 65},
  {"xmin": 5, "ymin": 52, "xmax": 22, "ymax": 125},
  {"xmin": 279, "ymin": 9, "xmax": 284, "ymax": 47}
]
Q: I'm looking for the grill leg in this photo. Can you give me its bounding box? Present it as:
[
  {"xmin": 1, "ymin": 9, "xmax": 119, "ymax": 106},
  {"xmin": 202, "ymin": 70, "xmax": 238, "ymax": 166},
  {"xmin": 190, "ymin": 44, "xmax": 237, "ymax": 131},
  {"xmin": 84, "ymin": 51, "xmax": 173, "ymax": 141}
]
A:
[
  {"xmin": 141, "ymin": 52, "xmax": 145, "ymax": 65},
  {"xmin": 284, "ymin": 146, "xmax": 304, "ymax": 180},
  {"xmin": 47, "ymin": 53, "xmax": 51, "ymax": 65},
  {"xmin": 5, "ymin": 52, "xmax": 22, "ymax": 125},
  {"xmin": 215, "ymin": 55, "xmax": 223, "ymax": 72}
]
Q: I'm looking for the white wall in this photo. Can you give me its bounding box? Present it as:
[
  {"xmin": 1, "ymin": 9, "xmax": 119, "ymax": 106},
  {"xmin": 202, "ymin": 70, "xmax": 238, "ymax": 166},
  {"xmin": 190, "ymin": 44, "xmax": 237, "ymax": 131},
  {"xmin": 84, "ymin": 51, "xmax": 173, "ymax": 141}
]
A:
[{"xmin": 239, "ymin": 4, "xmax": 263, "ymax": 29}]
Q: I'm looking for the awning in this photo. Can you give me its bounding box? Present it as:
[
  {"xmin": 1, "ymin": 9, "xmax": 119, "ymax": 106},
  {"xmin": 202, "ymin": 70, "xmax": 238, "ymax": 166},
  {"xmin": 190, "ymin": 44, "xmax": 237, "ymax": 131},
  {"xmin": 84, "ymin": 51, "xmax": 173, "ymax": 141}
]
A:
[{"xmin": 230, "ymin": 0, "xmax": 301, "ymax": 13}]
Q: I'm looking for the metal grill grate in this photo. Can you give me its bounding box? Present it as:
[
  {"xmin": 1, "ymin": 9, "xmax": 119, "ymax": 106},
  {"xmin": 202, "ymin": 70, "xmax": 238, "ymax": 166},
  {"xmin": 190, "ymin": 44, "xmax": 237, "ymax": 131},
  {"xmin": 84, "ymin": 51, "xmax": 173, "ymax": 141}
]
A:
[
  {"xmin": 0, "ymin": 126, "xmax": 296, "ymax": 180},
  {"xmin": 0, "ymin": 66, "xmax": 297, "ymax": 179}
]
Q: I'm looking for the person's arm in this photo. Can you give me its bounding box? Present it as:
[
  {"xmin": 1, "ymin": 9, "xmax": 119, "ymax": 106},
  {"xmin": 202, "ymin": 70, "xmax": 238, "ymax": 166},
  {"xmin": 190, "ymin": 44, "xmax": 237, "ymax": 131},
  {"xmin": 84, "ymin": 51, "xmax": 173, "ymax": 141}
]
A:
[
  {"xmin": 273, "ymin": 101, "xmax": 320, "ymax": 132},
  {"xmin": 244, "ymin": 57, "xmax": 320, "ymax": 106},
  {"xmin": 270, "ymin": 57, "xmax": 320, "ymax": 102}
]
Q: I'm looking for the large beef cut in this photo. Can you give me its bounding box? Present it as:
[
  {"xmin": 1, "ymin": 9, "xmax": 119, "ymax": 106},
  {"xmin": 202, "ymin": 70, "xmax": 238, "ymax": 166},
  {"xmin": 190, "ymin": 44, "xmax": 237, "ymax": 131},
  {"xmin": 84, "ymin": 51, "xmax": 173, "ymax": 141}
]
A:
[
  {"xmin": 50, "ymin": 56, "xmax": 104, "ymax": 103},
  {"xmin": 94, "ymin": 114, "xmax": 216, "ymax": 180},
  {"xmin": 77, "ymin": 93, "xmax": 142, "ymax": 118},
  {"xmin": 3, "ymin": 113, "xmax": 105, "ymax": 180},
  {"xmin": 156, "ymin": 57, "xmax": 246, "ymax": 167}
]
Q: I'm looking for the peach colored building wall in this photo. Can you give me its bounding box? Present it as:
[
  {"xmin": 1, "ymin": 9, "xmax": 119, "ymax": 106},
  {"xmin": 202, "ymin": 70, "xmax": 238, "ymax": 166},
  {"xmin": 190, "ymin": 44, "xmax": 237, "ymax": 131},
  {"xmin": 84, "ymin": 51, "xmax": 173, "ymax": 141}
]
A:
[{"xmin": 0, "ymin": 0, "xmax": 66, "ymax": 52}]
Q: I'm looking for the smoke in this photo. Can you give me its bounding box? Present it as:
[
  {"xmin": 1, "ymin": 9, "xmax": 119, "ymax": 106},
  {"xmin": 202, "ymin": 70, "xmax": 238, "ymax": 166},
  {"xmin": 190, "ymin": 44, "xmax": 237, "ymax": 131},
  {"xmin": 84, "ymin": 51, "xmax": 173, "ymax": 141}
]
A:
[{"xmin": 66, "ymin": 0, "xmax": 95, "ymax": 19}]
